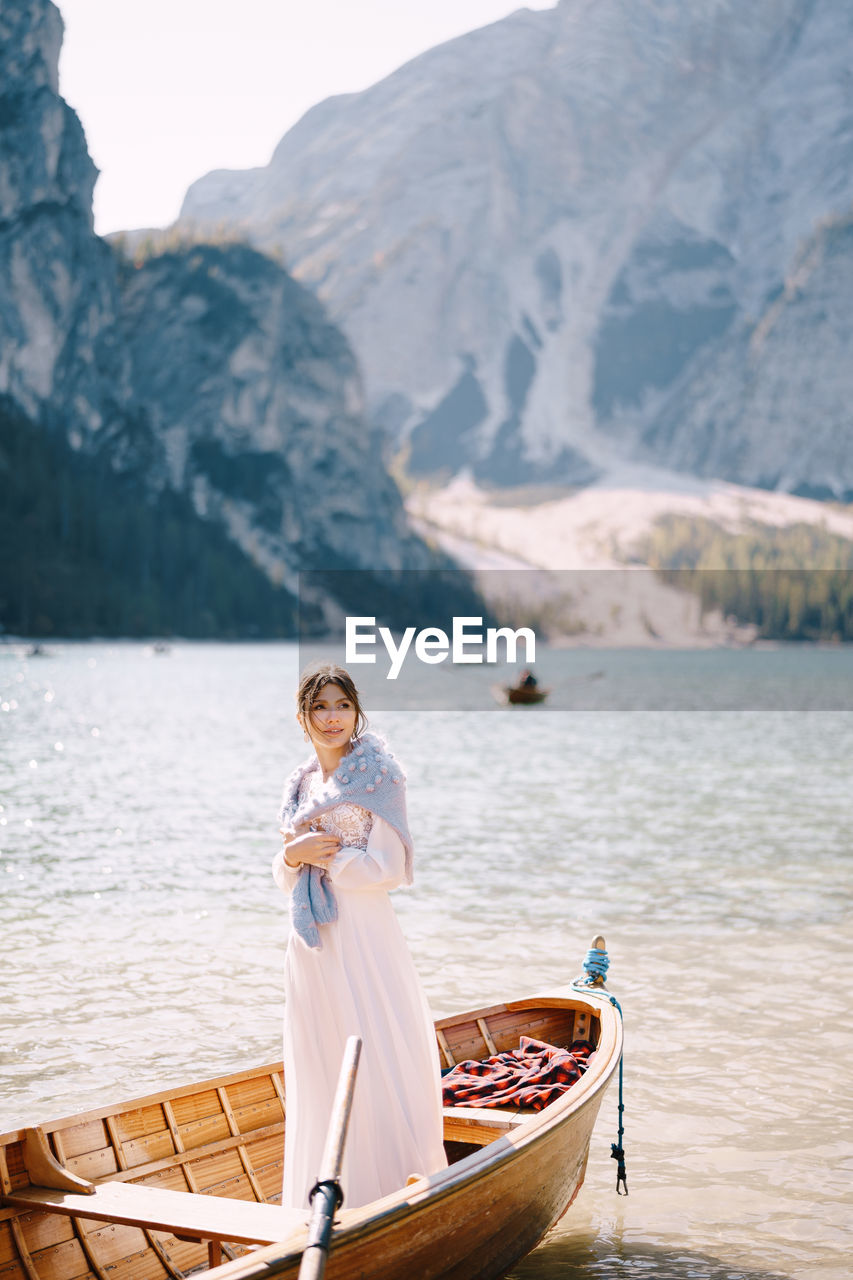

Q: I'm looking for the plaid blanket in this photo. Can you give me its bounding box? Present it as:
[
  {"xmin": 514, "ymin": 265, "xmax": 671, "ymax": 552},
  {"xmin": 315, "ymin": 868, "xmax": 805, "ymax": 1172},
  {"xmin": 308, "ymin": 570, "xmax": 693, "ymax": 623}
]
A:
[{"xmin": 441, "ymin": 1035, "xmax": 595, "ymax": 1112}]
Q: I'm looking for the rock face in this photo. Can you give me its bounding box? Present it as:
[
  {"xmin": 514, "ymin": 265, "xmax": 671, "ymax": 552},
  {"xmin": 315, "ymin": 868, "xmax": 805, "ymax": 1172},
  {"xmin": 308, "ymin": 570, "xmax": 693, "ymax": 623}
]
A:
[
  {"xmin": 115, "ymin": 241, "xmax": 422, "ymax": 584},
  {"xmin": 179, "ymin": 0, "xmax": 853, "ymax": 498},
  {"xmin": 639, "ymin": 212, "xmax": 853, "ymax": 499},
  {"xmin": 0, "ymin": 0, "xmax": 448, "ymax": 633},
  {"xmin": 0, "ymin": 0, "xmax": 125, "ymax": 445}
]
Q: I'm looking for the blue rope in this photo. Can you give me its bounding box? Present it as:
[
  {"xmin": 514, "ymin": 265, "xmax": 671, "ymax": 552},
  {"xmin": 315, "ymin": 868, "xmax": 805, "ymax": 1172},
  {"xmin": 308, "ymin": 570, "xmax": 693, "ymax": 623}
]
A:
[
  {"xmin": 583, "ymin": 946, "xmax": 610, "ymax": 982},
  {"xmin": 607, "ymin": 994, "xmax": 628, "ymax": 1196},
  {"xmin": 572, "ymin": 944, "xmax": 628, "ymax": 1194}
]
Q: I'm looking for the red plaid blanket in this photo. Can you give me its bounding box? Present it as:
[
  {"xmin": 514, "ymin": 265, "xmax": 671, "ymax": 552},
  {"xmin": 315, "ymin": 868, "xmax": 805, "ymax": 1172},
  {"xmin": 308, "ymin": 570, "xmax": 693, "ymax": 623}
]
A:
[{"xmin": 441, "ymin": 1036, "xmax": 595, "ymax": 1112}]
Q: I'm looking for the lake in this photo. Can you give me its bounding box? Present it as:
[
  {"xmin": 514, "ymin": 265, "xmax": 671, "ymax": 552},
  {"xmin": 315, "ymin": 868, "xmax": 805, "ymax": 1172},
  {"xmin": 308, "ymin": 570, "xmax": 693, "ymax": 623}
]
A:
[{"xmin": 1, "ymin": 641, "xmax": 851, "ymax": 1280}]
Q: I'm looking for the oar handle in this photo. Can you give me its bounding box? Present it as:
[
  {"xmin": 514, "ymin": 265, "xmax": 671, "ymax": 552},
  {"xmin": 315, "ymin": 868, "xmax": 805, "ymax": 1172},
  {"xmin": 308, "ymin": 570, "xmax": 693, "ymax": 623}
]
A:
[{"xmin": 298, "ymin": 1036, "xmax": 362, "ymax": 1280}]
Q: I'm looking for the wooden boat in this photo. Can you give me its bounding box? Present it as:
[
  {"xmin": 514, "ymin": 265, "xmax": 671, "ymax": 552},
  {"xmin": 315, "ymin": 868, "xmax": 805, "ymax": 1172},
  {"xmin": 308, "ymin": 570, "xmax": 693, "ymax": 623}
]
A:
[
  {"xmin": 0, "ymin": 977, "xmax": 623, "ymax": 1280},
  {"xmin": 504, "ymin": 684, "xmax": 549, "ymax": 705}
]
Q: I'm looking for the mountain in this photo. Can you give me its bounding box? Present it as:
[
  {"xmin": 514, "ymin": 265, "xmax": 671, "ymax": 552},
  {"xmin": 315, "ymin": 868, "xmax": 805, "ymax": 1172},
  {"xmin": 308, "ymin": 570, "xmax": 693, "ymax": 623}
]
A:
[
  {"xmin": 638, "ymin": 211, "xmax": 853, "ymax": 499},
  {"xmin": 113, "ymin": 238, "xmax": 429, "ymax": 592},
  {"xmin": 0, "ymin": 0, "xmax": 476, "ymax": 638},
  {"xmin": 178, "ymin": 0, "xmax": 853, "ymax": 499},
  {"xmin": 0, "ymin": 0, "xmax": 124, "ymax": 448}
]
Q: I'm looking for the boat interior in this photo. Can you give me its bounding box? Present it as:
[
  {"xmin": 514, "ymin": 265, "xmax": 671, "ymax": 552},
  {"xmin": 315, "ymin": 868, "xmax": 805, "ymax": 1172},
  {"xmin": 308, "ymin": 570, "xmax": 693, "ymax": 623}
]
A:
[{"xmin": 0, "ymin": 997, "xmax": 601, "ymax": 1280}]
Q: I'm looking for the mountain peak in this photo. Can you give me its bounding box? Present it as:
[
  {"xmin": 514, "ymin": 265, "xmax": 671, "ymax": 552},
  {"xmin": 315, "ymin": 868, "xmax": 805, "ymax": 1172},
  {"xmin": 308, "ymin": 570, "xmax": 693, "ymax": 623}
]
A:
[{"xmin": 175, "ymin": 0, "xmax": 853, "ymax": 497}]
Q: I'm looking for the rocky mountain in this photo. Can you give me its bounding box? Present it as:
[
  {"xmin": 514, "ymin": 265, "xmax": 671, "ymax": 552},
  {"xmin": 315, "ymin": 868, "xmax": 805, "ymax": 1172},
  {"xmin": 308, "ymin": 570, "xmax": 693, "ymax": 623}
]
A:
[
  {"xmin": 113, "ymin": 239, "xmax": 426, "ymax": 591},
  {"xmin": 1, "ymin": 0, "xmax": 475, "ymax": 637},
  {"xmin": 638, "ymin": 211, "xmax": 853, "ymax": 498},
  {"xmin": 0, "ymin": 0, "xmax": 125, "ymax": 449},
  {"xmin": 178, "ymin": 0, "xmax": 853, "ymax": 500}
]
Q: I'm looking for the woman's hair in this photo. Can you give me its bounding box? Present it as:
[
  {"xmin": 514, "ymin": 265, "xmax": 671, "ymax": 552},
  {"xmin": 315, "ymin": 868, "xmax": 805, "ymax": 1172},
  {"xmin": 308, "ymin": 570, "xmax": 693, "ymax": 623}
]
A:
[{"xmin": 296, "ymin": 662, "xmax": 368, "ymax": 741}]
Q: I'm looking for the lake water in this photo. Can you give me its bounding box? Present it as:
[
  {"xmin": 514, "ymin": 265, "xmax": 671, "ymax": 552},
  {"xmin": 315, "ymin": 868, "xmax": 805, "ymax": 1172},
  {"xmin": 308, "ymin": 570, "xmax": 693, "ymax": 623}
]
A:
[{"xmin": 1, "ymin": 641, "xmax": 851, "ymax": 1280}]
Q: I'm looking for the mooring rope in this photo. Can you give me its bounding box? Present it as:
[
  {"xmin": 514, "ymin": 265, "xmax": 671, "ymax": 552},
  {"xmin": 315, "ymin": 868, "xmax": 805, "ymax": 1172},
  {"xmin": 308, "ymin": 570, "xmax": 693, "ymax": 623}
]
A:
[
  {"xmin": 607, "ymin": 992, "xmax": 628, "ymax": 1196},
  {"xmin": 574, "ymin": 944, "xmax": 628, "ymax": 1196}
]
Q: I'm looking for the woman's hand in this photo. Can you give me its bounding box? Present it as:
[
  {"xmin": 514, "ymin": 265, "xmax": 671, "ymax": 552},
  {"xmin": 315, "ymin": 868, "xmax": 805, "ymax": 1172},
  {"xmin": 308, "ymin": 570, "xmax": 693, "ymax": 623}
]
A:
[{"xmin": 280, "ymin": 822, "xmax": 340, "ymax": 869}]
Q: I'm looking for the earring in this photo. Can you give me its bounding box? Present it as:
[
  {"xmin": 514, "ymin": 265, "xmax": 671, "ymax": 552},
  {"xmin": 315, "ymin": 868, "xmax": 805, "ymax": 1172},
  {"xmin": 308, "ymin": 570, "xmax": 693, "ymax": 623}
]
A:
[{"xmin": 303, "ymin": 730, "xmax": 309, "ymax": 742}]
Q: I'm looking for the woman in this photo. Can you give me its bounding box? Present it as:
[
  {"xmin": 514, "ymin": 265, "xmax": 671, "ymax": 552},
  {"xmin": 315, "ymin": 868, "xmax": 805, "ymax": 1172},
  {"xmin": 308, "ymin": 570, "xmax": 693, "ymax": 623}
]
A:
[{"xmin": 272, "ymin": 662, "xmax": 447, "ymax": 1210}]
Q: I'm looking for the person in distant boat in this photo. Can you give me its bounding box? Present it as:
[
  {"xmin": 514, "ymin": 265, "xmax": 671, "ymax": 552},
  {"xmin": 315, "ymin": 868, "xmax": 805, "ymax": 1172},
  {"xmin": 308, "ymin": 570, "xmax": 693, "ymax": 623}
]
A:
[
  {"xmin": 273, "ymin": 662, "xmax": 447, "ymax": 1210},
  {"xmin": 517, "ymin": 668, "xmax": 538, "ymax": 689}
]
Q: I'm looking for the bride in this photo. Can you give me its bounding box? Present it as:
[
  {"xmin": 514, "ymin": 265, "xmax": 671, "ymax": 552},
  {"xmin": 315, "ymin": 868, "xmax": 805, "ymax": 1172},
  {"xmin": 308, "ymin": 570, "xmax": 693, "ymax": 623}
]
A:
[{"xmin": 273, "ymin": 661, "xmax": 447, "ymax": 1209}]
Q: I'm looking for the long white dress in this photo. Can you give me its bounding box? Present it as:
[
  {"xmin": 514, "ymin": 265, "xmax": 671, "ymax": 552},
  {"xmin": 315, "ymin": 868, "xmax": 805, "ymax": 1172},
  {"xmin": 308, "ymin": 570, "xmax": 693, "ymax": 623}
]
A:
[{"xmin": 272, "ymin": 769, "xmax": 447, "ymax": 1210}]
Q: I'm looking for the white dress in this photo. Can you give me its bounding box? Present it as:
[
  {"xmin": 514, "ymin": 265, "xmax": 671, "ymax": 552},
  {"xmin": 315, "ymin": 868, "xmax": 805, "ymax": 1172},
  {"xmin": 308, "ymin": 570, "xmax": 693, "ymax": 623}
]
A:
[{"xmin": 272, "ymin": 770, "xmax": 448, "ymax": 1210}]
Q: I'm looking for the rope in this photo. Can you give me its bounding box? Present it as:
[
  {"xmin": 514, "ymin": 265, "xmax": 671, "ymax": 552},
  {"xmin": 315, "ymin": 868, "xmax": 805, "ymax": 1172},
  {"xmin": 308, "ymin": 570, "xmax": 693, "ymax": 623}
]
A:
[
  {"xmin": 571, "ymin": 943, "xmax": 628, "ymax": 1195},
  {"xmin": 607, "ymin": 994, "xmax": 628, "ymax": 1196},
  {"xmin": 582, "ymin": 947, "xmax": 610, "ymax": 982}
]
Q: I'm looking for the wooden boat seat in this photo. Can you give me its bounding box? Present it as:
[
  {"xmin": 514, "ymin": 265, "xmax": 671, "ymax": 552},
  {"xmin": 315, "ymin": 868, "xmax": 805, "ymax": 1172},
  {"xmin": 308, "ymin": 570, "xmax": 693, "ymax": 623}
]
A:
[
  {"xmin": 442, "ymin": 1104, "xmax": 532, "ymax": 1146},
  {"xmin": 2, "ymin": 1125, "xmax": 305, "ymax": 1267},
  {"xmin": 4, "ymin": 1180, "xmax": 305, "ymax": 1248}
]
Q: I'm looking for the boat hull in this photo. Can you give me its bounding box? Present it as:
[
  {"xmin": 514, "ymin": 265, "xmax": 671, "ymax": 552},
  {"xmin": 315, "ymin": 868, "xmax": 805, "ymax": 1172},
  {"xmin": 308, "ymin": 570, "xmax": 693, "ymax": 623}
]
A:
[
  {"xmin": 505, "ymin": 687, "xmax": 548, "ymax": 705},
  {"xmin": 298, "ymin": 1087, "xmax": 600, "ymax": 1280}
]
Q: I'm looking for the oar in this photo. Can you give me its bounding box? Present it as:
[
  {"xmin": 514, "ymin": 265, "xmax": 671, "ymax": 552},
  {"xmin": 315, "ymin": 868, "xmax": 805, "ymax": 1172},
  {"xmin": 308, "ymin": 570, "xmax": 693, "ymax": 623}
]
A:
[{"xmin": 297, "ymin": 1035, "xmax": 362, "ymax": 1280}]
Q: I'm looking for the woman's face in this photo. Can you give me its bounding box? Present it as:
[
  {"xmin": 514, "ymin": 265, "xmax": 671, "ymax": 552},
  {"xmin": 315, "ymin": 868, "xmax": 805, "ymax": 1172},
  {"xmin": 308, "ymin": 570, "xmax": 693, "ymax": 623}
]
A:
[{"xmin": 303, "ymin": 681, "xmax": 357, "ymax": 749}]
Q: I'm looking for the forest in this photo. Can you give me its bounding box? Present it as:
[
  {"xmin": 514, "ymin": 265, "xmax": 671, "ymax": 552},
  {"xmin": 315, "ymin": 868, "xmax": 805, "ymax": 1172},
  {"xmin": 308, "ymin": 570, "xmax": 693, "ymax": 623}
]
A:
[
  {"xmin": 0, "ymin": 397, "xmax": 298, "ymax": 638},
  {"xmin": 640, "ymin": 514, "xmax": 853, "ymax": 641},
  {"xmin": 0, "ymin": 399, "xmax": 485, "ymax": 641}
]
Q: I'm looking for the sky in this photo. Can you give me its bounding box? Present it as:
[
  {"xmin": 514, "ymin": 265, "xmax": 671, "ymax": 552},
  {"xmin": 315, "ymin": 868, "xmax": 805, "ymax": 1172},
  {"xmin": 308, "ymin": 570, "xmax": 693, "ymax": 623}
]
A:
[{"xmin": 55, "ymin": 0, "xmax": 556, "ymax": 237}]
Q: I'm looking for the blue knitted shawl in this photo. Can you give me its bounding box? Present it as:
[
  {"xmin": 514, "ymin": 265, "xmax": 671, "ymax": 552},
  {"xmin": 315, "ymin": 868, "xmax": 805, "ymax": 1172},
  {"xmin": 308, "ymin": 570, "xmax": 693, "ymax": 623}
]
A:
[{"xmin": 278, "ymin": 731, "xmax": 414, "ymax": 949}]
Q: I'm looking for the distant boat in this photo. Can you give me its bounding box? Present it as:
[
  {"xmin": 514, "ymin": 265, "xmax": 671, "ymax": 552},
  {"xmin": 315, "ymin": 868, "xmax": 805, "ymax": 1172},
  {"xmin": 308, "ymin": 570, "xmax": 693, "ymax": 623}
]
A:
[
  {"xmin": 505, "ymin": 684, "xmax": 549, "ymax": 705},
  {"xmin": 492, "ymin": 682, "xmax": 550, "ymax": 705},
  {"xmin": 0, "ymin": 953, "xmax": 623, "ymax": 1280}
]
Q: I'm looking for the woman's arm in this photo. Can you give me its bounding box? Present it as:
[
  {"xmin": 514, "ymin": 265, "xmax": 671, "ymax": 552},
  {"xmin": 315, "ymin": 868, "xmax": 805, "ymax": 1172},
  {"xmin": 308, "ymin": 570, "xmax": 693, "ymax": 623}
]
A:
[
  {"xmin": 324, "ymin": 815, "xmax": 408, "ymax": 891},
  {"xmin": 271, "ymin": 822, "xmax": 340, "ymax": 892}
]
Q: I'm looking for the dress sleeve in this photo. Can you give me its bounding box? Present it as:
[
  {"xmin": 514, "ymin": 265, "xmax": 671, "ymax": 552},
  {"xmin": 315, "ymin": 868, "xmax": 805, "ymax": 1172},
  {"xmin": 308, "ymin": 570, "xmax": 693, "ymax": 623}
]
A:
[
  {"xmin": 272, "ymin": 844, "xmax": 300, "ymax": 894},
  {"xmin": 273, "ymin": 772, "xmax": 304, "ymax": 894},
  {"xmin": 325, "ymin": 815, "xmax": 408, "ymax": 891}
]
